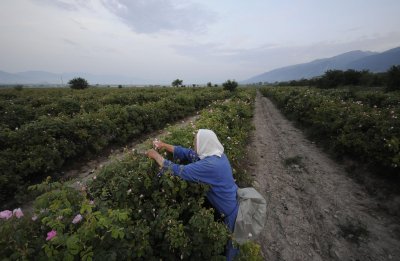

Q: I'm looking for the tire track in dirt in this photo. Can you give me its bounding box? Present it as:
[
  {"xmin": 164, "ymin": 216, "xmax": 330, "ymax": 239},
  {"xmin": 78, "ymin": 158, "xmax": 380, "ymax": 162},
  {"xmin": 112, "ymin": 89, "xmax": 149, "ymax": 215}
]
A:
[{"xmin": 248, "ymin": 91, "xmax": 400, "ymax": 261}]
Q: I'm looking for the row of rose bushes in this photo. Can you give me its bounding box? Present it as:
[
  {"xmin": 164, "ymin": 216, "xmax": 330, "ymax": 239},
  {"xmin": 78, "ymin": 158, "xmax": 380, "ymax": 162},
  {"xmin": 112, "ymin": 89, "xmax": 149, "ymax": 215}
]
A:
[
  {"xmin": 260, "ymin": 87, "xmax": 399, "ymax": 175},
  {"xmin": 0, "ymin": 89, "xmax": 261, "ymax": 260},
  {"xmin": 300, "ymin": 87, "xmax": 400, "ymax": 109},
  {"xmin": 341, "ymin": 89, "xmax": 400, "ymax": 109},
  {"xmin": 0, "ymin": 87, "xmax": 204, "ymax": 130},
  {"xmin": 0, "ymin": 88, "xmax": 230, "ymax": 206}
]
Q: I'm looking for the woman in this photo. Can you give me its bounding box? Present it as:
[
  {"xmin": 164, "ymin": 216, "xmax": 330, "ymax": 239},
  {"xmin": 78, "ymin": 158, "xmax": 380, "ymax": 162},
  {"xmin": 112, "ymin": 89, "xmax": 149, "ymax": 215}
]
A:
[{"xmin": 146, "ymin": 129, "xmax": 239, "ymax": 260}]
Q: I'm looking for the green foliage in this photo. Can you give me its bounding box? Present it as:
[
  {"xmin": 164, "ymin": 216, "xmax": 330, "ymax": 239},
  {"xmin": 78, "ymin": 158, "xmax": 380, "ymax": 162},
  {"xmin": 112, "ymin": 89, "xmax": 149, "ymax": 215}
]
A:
[
  {"xmin": 0, "ymin": 87, "xmax": 230, "ymax": 206},
  {"xmin": 172, "ymin": 79, "xmax": 183, "ymax": 87},
  {"xmin": 13, "ymin": 85, "xmax": 23, "ymax": 91},
  {"xmin": 235, "ymin": 241, "xmax": 263, "ymax": 261},
  {"xmin": 272, "ymin": 69, "xmax": 386, "ymax": 88},
  {"xmin": 68, "ymin": 77, "xmax": 89, "ymax": 90},
  {"xmin": 261, "ymin": 87, "xmax": 400, "ymax": 175},
  {"xmin": 222, "ymin": 80, "xmax": 238, "ymax": 92},
  {"xmin": 316, "ymin": 70, "xmax": 344, "ymax": 88},
  {"xmin": 0, "ymin": 89, "xmax": 260, "ymax": 260},
  {"xmin": 386, "ymin": 65, "xmax": 400, "ymax": 92},
  {"xmin": 194, "ymin": 93, "xmax": 255, "ymax": 186}
]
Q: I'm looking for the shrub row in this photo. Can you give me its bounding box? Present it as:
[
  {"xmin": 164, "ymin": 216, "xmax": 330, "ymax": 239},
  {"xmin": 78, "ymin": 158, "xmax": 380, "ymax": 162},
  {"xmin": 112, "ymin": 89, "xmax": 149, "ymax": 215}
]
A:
[
  {"xmin": 294, "ymin": 88, "xmax": 400, "ymax": 109},
  {"xmin": 0, "ymin": 88, "xmax": 230, "ymax": 206},
  {"xmin": 0, "ymin": 87, "xmax": 205, "ymax": 130},
  {"xmin": 260, "ymin": 87, "xmax": 400, "ymax": 175},
  {"xmin": 0, "ymin": 89, "xmax": 260, "ymax": 260}
]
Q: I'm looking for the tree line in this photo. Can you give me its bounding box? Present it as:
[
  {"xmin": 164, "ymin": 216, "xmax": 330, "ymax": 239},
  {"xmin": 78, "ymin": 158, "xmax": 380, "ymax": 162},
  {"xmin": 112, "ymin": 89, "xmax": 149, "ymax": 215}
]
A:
[
  {"xmin": 67, "ymin": 77, "xmax": 239, "ymax": 92},
  {"xmin": 258, "ymin": 65, "xmax": 400, "ymax": 91}
]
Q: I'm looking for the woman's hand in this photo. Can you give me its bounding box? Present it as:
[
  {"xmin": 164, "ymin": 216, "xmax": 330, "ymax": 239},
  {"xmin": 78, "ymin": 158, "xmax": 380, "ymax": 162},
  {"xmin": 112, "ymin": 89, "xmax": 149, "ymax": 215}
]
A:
[
  {"xmin": 153, "ymin": 139, "xmax": 175, "ymax": 153},
  {"xmin": 146, "ymin": 149, "xmax": 159, "ymax": 159},
  {"xmin": 153, "ymin": 139, "xmax": 164, "ymax": 150},
  {"xmin": 146, "ymin": 149, "xmax": 164, "ymax": 167}
]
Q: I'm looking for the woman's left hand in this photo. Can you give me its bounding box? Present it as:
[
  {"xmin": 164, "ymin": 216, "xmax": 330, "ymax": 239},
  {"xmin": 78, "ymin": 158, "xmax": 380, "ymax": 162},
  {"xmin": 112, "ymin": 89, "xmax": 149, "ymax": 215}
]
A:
[
  {"xmin": 146, "ymin": 149, "xmax": 159, "ymax": 159},
  {"xmin": 146, "ymin": 149, "xmax": 164, "ymax": 167}
]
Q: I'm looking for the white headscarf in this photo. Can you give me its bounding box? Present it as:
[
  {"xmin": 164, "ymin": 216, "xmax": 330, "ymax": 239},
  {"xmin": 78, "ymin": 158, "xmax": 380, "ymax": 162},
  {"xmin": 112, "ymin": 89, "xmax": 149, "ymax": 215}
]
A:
[{"xmin": 196, "ymin": 129, "xmax": 224, "ymax": 160}]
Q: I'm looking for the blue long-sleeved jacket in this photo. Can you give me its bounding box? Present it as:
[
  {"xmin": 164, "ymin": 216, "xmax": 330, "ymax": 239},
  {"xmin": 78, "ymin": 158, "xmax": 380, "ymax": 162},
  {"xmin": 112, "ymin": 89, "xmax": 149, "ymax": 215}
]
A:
[{"xmin": 162, "ymin": 146, "xmax": 239, "ymax": 231}]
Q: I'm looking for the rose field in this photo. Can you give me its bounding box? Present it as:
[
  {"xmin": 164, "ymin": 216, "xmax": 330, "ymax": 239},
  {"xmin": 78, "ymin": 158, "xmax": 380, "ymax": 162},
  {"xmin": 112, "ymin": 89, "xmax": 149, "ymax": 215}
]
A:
[
  {"xmin": 0, "ymin": 87, "xmax": 231, "ymax": 206},
  {"xmin": 0, "ymin": 87, "xmax": 263, "ymax": 260},
  {"xmin": 1, "ymin": 85, "xmax": 400, "ymax": 260}
]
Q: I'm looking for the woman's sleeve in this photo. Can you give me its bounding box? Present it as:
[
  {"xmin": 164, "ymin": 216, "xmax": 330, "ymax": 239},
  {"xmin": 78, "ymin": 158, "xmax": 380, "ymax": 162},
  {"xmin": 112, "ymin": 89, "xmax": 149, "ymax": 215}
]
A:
[
  {"xmin": 173, "ymin": 146, "xmax": 199, "ymax": 163},
  {"xmin": 162, "ymin": 159, "xmax": 209, "ymax": 183}
]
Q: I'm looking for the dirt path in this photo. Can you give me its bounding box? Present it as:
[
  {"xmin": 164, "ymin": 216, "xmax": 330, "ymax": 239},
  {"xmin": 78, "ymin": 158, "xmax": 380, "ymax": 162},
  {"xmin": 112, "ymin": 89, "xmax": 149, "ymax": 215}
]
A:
[{"xmin": 248, "ymin": 91, "xmax": 400, "ymax": 261}]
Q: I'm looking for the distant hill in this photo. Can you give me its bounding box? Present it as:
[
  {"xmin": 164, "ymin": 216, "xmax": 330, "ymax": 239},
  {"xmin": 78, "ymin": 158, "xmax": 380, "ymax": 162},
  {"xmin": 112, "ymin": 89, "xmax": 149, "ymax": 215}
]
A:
[
  {"xmin": 0, "ymin": 71, "xmax": 69, "ymax": 85},
  {"xmin": 347, "ymin": 47, "xmax": 400, "ymax": 72},
  {"xmin": 243, "ymin": 46, "xmax": 400, "ymax": 83},
  {"xmin": 0, "ymin": 71, "xmax": 149, "ymax": 85}
]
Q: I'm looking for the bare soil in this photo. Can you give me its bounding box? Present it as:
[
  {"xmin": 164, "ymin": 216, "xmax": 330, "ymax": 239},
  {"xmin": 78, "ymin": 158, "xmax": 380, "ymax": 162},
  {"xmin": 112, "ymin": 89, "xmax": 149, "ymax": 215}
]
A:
[{"xmin": 248, "ymin": 91, "xmax": 400, "ymax": 261}]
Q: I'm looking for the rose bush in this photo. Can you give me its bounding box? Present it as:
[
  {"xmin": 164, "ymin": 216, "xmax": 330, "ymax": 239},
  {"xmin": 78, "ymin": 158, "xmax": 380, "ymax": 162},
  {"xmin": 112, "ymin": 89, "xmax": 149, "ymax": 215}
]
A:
[
  {"xmin": 0, "ymin": 88, "xmax": 262, "ymax": 260},
  {"xmin": 1, "ymin": 87, "xmax": 230, "ymax": 206}
]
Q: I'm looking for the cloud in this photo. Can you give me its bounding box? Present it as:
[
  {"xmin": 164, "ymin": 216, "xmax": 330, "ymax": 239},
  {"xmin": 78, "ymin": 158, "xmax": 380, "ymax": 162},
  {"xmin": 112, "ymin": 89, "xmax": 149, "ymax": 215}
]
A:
[
  {"xmin": 30, "ymin": 0, "xmax": 81, "ymax": 11},
  {"xmin": 172, "ymin": 31, "xmax": 400, "ymax": 73},
  {"xmin": 342, "ymin": 26, "xmax": 363, "ymax": 33},
  {"xmin": 62, "ymin": 38, "xmax": 80, "ymax": 46},
  {"xmin": 100, "ymin": 0, "xmax": 216, "ymax": 34},
  {"xmin": 171, "ymin": 42, "xmax": 280, "ymax": 64},
  {"xmin": 171, "ymin": 42, "xmax": 220, "ymax": 57},
  {"xmin": 70, "ymin": 19, "xmax": 88, "ymax": 30}
]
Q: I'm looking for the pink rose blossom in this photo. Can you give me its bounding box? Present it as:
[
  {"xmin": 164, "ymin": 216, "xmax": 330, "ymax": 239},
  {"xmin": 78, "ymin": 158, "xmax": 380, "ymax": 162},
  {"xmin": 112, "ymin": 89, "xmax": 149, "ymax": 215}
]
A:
[
  {"xmin": 72, "ymin": 214, "xmax": 83, "ymax": 224},
  {"xmin": 0, "ymin": 210, "xmax": 13, "ymax": 220},
  {"xmin": 13, "ymin": 208, "xmax": 24, "ymax": 218},
  {"xmin": 46, "ymin": 230, "xmax": 57, "ymax": 241}
]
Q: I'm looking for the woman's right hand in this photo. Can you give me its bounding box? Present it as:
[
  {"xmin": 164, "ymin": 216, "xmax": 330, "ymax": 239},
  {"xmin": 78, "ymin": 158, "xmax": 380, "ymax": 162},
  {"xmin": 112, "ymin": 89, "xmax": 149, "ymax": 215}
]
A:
[{"xmin": 153, "ymin": 139, "xmax": 163, "ymax": 150}]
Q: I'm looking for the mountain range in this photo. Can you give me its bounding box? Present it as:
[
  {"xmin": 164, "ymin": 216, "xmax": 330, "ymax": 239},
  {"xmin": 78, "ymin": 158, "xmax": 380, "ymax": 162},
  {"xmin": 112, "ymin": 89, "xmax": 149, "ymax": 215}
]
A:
[
  {"xmin": 0, "ymin": 71, "xmax": 149, "ymax": 85},
  {"xmin": 2, "ymin": 46, "xmax": 400, "ymax": 85},
  {"xmin": 243, "ymin": 46, "xmax": 400, "ymax": 84}
]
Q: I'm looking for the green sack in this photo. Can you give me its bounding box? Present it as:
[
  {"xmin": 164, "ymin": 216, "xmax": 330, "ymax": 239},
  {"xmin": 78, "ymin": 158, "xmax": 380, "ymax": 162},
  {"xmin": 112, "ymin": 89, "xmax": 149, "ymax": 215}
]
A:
[{"xmin": 233, "ymin": 187, "xmax": 267, "ymax": 244}]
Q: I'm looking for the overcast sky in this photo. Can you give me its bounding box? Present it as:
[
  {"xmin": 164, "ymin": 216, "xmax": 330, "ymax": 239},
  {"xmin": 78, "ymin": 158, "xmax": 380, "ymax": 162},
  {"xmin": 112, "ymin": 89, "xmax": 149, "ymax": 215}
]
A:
[{"xmin": 1, "ymin": 0, "xmax": 400, "ymax": 84}]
